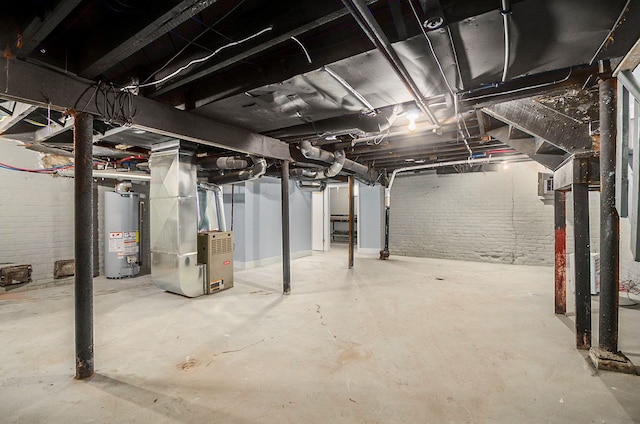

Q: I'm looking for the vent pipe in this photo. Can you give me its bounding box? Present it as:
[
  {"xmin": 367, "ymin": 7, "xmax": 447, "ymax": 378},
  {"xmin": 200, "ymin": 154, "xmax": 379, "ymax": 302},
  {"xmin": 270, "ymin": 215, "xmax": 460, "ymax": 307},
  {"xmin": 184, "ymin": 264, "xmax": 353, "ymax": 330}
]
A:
[
  {"xmin": 299, "ymin": 140, "xmax": 376, "ymax": 183},
  {"xmin": 207, "ymin": 156, "xmax": 267, "ymax": 185}
]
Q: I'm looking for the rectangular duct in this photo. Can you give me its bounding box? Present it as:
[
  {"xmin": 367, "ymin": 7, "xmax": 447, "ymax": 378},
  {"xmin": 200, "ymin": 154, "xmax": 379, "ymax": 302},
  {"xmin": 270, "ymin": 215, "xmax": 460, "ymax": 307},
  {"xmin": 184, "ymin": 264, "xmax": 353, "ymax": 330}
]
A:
[{"xmin": 150, "ymin": 141, "xmax": 206, "ymax": 297}]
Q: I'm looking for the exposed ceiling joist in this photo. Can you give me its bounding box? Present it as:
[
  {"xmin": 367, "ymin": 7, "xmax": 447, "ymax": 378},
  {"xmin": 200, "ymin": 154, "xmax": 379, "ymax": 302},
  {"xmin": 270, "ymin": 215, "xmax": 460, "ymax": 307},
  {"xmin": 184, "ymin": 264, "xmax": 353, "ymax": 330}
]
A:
[
  {"xmin": 34, "ymin": 116, "xmax": 74, "ymax": 142},
  {"xmin": 19, "ymin": 0, "xmax": 83, "ymax": 55},
  {"xmin": 482, "ymin": 99, "xmax": 594, "ymax": 153},
  {"xmin": 1, "ymin": 59, "xmax": 291, "ymax": 160},
  {"xmin": 0, "ymin": 102, "xmax": 38, "ymax": 134},
  {"xmin": 81, "ymin": 0, "xmax": 221, "ymax": 79},
  {"xmin": 150, "ymin": 0, "xmax": 380, "ymax": 101}
]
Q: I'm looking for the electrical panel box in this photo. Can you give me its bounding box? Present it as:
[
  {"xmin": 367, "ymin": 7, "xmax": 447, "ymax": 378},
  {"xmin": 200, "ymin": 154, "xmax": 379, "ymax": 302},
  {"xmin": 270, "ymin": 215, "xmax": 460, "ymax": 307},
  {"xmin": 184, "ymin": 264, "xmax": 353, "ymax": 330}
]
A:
[
  {"xmin": 197, "ymin": 231, "xmax": 234, "ymax": 294},
  {"xmin": 538, "ymin": 172, "xmax": 554, "ymax": 199}
]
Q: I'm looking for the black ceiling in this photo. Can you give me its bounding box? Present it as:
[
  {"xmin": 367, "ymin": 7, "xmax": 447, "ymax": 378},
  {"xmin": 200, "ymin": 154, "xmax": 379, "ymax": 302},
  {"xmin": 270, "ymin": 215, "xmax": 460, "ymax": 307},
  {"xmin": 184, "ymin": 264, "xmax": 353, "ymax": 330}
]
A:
[{"xmin": 1, "ymin": 0, "xmax": 639, "ymax": 178}]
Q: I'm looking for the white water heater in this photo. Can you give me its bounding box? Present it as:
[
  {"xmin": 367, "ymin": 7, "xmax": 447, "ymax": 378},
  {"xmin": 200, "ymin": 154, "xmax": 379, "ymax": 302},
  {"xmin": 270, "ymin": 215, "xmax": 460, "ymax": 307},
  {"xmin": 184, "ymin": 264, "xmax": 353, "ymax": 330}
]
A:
[{"xmin": 105, "ymin": 185, "xmax": 141, "ymax": 278}]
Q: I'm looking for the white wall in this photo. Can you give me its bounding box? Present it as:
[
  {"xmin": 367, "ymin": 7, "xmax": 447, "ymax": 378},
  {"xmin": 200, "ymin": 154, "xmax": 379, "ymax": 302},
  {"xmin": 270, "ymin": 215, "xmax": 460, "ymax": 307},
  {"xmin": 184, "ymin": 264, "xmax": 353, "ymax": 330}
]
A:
[
  {"xmin": 390, "ymin": 162, "xmax": 554, "ymax": 265},
  {"xmin": 358, "ymin": 183, "xmax": 383, "ymax": 254},
  {"xmin": 223, "ymin": 177, "xmax": 312, "ymax": 269},
  {"xmin": 0, "ymin": 140, "xmax": 75, "ymax": 289}
]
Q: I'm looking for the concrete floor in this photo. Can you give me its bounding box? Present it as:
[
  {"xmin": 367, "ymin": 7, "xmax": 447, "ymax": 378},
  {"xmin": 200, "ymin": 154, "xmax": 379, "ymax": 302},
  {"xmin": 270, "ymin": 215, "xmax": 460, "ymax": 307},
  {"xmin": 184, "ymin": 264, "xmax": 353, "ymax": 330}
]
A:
[{"xmin": 1, "ymin": 247, "xmax": 639, "ymax": 423}]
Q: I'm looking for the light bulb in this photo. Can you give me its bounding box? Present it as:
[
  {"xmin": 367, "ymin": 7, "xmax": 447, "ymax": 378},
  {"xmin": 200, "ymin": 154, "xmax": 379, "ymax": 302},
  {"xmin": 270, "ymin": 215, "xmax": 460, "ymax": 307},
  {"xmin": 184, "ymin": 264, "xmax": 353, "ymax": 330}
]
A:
[
  {"xmin": 407, "ymin": 111, "xmax": 419, "ymax": 132},
  {"xmin": 503, "ymin": 162, "xmax": 509, "ymax": 170}
]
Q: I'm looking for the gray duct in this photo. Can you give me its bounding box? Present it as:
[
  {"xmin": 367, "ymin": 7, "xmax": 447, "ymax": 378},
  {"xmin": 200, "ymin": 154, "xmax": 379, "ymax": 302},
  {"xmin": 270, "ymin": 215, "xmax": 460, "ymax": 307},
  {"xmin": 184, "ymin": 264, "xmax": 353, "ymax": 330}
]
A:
[
  {"xmin": 198, "ymin": 156, "xmax": 250, "ymax": 170},
  {"xmin": 268, "ymin": 105, "xmax": 402, "ymax": 139},
  {"xmin": 207, "ymin": 156, "xmax": 267, "ymax": 185},
  {"xmin": 149, "ymin": 141, "xmax": 205, "ymax": 298},
  {"xmin": 299, "ymin": 140, "xmax": 376, "ymax": 183},
  {"xmin": 292, "ymin": 149, "xmax": 346, "ymax": 179}
]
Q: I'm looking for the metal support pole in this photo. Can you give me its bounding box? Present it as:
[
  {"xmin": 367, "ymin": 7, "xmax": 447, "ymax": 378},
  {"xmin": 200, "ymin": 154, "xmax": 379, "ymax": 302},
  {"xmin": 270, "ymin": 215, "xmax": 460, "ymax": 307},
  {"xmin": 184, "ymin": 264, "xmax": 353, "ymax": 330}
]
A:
[
  {"xmin": 554, "ymin": 190, "xmax": 567, "ymax": 315},
  {"xmin": 73, "ymin": 112, "xmax": 94, "ymax": 379},
  {"xmin": 281, "ymin": 161, "xmax": 291, "ymax": 295},
  {"xmin": 598, "ymin": 77, "xmax": 620, "ymax": 353},
  {"xmin": 380, "ymin": 187, "xmax": 390, "ymax": 260},
  {"xmin": 572, "ymin": 183, "xmax": 591, "ymax": 350},
  {"xmin": 348, "ymin": 176, "xmax": 355, "ymax": 269}
]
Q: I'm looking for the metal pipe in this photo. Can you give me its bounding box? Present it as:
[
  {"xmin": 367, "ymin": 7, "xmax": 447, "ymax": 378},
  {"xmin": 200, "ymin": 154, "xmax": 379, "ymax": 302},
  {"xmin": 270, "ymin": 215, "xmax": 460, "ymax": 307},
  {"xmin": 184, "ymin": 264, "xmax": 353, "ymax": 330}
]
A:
[
  {"xmin": 554, "ymin": 190, "xmax": 567, "ymax": 315},
  {"xmin": 341, "ymin": 0, "xmax": 439, "ymax": 127},
  {"xmin": 572, "ymin": 182, "xmax": 592, "ymax": 350},
  {"xmin": 198, "ymin": 156, "xmax": 250, "ymax": 170},
  {"xmin": 324, "ymin": 66, "xmax": 376, "ymax": 113},
  {"xmin": 139, "ymin": 200, "xmax": 145, "ymax": 268},
  {"xmin": 500, "ymin": 0, "xmax": 511, "ymax": 82},
  {"xmin": 598, "ymin": 77, "xmax": 620, "ymax": 353},
  {"xmin": 73, "ymin": 112, "xmax": 94, "ymax": 380},
  {"xmin": 388, "ymin": 155, "xmax": 529, "ymax": 190},
  {"xmin": 299, "ymin": 140, "xmax": 376, "ymax": 182},
  {"xmin": 292, "ymin": 150, "xmax": 346, "ymax": 179},
  {"xmin": 207, "ymin": 156, "xmax": 267, "ymax": 185},
  {"xmin": 281, "ymin": 161, "xmax": 291, "ymax": 295},
  {"xmin": 348, "ymin": 175, "xmax": 355, "ymax": 268},
  {"xmin": 380, "ymin": 187, "xmax": 390, "ymax": 260},
  {"xmin": 58, "ymin": 169, "xmax": 152, "ymax": 182},
  {"xmin": 214, "ymin": 185, "xmax": 227, "ymax": 231}
]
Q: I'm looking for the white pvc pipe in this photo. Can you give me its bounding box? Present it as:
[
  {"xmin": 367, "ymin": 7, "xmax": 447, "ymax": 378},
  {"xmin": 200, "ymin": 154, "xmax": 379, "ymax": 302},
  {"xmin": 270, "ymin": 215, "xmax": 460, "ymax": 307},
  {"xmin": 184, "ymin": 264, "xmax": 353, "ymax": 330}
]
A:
[{"xmin": 58, "ymin": 169, "xmax": 151, "ymax": 182}]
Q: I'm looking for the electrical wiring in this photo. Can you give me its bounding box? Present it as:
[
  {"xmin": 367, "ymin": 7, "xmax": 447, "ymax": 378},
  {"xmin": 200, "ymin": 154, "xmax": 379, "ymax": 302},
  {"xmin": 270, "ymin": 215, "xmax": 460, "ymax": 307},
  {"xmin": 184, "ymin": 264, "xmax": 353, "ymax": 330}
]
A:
[
  {"xmin": 124, "ymin": 26, "xmax": 273, "ymax": 90},
  {"xmin": 0, "ymin": 161, "xmax": 73, "ymax": 174},
  {"xmin": 290, "ymin": 36, "xmax": 312, "ymax": 64},
  {"xmin": 143, "ymin": 0, "xmax": 249, "ymax": 84},
  {"xmin": 407, "ymin": 0, "xmax": 454, "ymax": 97}
]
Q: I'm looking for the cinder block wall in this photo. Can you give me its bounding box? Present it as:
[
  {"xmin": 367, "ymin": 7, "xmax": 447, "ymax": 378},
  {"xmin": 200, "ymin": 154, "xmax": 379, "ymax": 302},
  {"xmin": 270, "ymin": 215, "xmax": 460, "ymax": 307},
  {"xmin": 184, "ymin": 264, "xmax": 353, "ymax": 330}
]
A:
[
  {"xmin": 0, "ymin": 140, "xmax": 75, "ymax": 289},
  {"xmin": 390, "ymin": 161, "xmax": 554, "ymax": 265}
]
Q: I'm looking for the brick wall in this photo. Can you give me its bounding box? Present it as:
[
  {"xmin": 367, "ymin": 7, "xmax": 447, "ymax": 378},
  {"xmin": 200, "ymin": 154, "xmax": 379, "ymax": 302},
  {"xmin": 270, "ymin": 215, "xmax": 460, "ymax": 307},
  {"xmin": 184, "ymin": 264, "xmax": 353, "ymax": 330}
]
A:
[
  {"xmin": 0, "ymin": 140, "xmax": 75, "ymax": 289},
  {"xmin": 390, "ymin": 161, "xmax": 554, "ymax": 265}
]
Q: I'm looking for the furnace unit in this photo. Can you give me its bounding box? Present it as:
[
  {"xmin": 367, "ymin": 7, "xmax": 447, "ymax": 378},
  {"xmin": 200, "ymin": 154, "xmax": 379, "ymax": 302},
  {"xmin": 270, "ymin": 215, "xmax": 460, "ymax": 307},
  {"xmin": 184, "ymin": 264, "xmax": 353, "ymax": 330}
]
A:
[{"xmin": 197, "ymin": 231, "xmax": 234, "ymax": 293}]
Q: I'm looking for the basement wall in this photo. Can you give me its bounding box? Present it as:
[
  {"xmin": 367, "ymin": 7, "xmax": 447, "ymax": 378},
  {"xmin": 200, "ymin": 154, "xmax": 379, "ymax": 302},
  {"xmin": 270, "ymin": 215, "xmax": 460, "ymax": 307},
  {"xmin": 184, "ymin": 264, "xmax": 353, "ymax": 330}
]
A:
[
  {"xmin": 223, "ymin": 177, "xmax": 312, "ymax": 269},
  {"xmin": 0, "ymin": 140, "xmax": 75, "ymax": 290},
  {"xmin": 390, "ymin": 161, "xmax": 554, "ymax": 265},
  {"xmin": 358, "ymin": 183, "xmax": 383, "ymax": 254}
]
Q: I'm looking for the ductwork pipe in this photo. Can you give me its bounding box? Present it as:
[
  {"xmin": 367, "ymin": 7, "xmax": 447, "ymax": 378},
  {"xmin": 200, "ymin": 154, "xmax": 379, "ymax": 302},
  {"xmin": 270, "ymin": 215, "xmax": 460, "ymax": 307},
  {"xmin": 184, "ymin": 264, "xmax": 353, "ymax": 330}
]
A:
[
  {"xmin": 198, "ymin": 156, "xmax": 250, "ymax": 170},
  {"xmin": 57, "ymin": 169, "xmax": 152, "ymax": 182},
  {"xmin": 268, "ymin": 106, "xmax": 402, "ymax": 140},
  {"xmin": 207, "ymin": 156, "xmax": 267, "ymax": 185},
  {"xmin": 299, "ymin": 140, "xmax": 376, "ymax": 183},
  {"xmin": 296, "ymin": 181, "xmax": 328, "ymax": 192},
  {"xmin": 292, "ymin": 149, "xmax": 346, "ymax": 179}
]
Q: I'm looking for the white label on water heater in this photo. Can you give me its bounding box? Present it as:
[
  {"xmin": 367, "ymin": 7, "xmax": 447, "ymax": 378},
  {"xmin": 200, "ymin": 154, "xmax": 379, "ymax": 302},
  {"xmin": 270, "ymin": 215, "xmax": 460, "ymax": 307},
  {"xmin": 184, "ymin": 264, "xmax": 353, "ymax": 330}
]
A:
[{"xmin": 108, "ymin": 232, "xmax": 124, "ymax": 253}]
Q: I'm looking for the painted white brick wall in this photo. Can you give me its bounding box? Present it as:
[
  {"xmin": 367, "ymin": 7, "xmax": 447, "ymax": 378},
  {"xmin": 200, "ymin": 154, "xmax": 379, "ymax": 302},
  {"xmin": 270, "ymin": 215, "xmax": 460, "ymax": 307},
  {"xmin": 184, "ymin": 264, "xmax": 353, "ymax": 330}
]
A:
[
  {"xmin": 390, "ymin": 161, "xmax": 554, "ymax": 265},
  {"xmin": 0, "ymin": 140, "xmax": 74, "ymax": 289}
]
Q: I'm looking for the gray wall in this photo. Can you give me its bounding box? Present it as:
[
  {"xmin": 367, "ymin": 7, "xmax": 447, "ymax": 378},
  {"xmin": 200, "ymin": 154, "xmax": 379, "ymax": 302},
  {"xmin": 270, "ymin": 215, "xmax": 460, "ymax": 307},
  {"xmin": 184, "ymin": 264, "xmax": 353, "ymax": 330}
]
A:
[
  {"xmin": 390, "ymin": 162, "xmax": 554, "ymax": 265},
  {"xmin": 223, "ymin": 177, "xmax": 312, "ymax": 268},
  {"xmin": 0, "ymin": 140, "xmax": 75, "ymax": 289},
  {"xmin": 358, "ymin": 183, "xmax": 383, "ymax": 253}
]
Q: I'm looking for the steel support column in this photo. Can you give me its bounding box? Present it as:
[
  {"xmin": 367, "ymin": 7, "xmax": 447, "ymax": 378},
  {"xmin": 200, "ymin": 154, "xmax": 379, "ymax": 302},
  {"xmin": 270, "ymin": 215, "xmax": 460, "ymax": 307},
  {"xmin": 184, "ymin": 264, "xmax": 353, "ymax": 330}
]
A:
[
  {"xmin": 380, "ymin": 186, "xmax": 390, "ymax": 260},
  {"xmin": 572, "ymin": 183, "xmax": 591, "ymax": 350},
  {"xmin": 281, "ymin": 161, "xmax": 291, "ymax": 295},
  {"xmin": 554, "ymin": 190, "xmax": 567, "ymax": 315},
  {"xmin": 598, "ymin": 77, "xmax": 620, "ymax": 352},
  {"xmin": 348, "ymin": 176, "xmax": 355, "ymax": 269},
  {"xmin": 73, "ymin": 112, "xmax": 94, "ymax": 379}
]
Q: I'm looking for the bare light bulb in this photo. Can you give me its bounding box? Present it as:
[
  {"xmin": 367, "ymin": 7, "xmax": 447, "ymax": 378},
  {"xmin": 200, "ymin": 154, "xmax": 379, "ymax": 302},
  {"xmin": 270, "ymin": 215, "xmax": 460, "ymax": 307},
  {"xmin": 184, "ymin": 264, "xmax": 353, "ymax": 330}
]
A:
[
  {"xmin": 407, "ymin": 112, "xmax": 419, "ymax": 132},
  {"xmin": 503, "ymin": 162, "xmax": 509, "ymax": 170}
]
